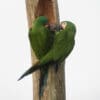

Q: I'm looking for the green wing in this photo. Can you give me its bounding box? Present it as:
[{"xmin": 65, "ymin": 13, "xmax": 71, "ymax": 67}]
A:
[
  {"xmin": 53, "ymin": 30, "xmax": 75, "ymax": 62},
  {"xmin": 29, "ymin": 25, "xmax": 54, "ymax": 59}
]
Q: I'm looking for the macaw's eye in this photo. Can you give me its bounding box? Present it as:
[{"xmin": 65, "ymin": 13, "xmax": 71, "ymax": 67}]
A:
[{"xmin": 63, "ymin": 22, "xmax": 66, "ymax": 25}]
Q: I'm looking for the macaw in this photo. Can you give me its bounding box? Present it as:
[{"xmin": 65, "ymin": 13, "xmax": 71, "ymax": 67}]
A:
[
  {"xmin": 19, "ymin": 16, "xmax": 55, "ymax": 97},
  {"xmin": 29, "ymin": 16, "xmax": 54, "ymax": 58},
  {"xmin": 18, "ymin": 21, "xmax": 76, "ymax": 97}
]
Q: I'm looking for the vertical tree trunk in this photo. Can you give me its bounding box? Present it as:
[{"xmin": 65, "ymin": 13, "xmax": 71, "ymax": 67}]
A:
[{"xmin": 25, "ymin": 0, "xmax": 66, "ymax": 100}]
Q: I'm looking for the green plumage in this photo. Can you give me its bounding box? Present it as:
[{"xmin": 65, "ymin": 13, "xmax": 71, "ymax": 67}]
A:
[
  {"xmin": 38, "ymin": 21, "xmax": 76, "ymax": 65},
  {"xmin": 18, "ymin": 19, "xmax": 76, "ymax": 97},
  {"xmin": 19, "ymin": 16, "xmax": 55, "ymax": 97},
  {"xmin": 29, "ymin": 16, "xmax": 54, "ymax": 59}
]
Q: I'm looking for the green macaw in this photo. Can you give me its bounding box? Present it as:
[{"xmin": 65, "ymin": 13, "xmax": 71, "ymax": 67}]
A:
[
  {"xmin": 19, "ymin": 16, "xmax": 55, "ymax": 97},
  {"xmin": 29, "ymin": 16, "xmax": 54, "ymax": 58},
  {"xmin": 19, "ymin": 21, "xmax": 76, "ymax": 96}
]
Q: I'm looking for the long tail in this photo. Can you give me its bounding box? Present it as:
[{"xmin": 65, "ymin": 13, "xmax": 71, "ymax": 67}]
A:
[
  {"xmin": 18, "ymin": 64, "xmax": 41, "ymax": 81},
  {"xmin": 39, "ymin": 66, "xmax": 48, "ymax": 98}
]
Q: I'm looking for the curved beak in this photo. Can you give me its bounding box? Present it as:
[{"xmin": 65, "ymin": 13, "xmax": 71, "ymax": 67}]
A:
[{"xmin": 45, "ymin": 23, "xmax": 63, "ymax": 31}]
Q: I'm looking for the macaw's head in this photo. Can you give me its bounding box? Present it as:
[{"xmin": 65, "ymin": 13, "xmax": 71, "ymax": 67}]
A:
[
  {"xmin": 60, "ymin": 21, "xmax": 76, "ymax": 33},
  {"xmin": 36, "ymin": 16, "xmax": 48, "ymax": 26}
]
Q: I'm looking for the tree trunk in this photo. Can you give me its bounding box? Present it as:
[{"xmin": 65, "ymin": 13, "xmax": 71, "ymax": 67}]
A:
[{"xmin": 25, "ymin": 0, "xmax": 66, "ymax": 100}]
